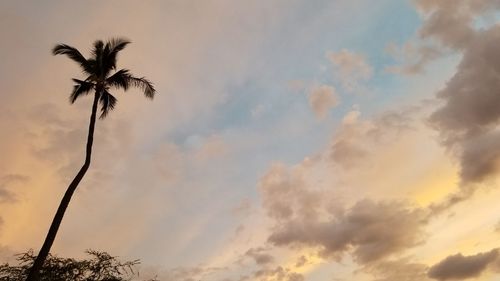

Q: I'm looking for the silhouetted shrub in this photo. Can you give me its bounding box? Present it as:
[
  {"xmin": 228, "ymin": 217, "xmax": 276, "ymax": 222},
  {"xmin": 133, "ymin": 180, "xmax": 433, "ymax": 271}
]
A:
[{"xmin": 0, "ymin": 250, "xmax": 155, "ymax": 281}]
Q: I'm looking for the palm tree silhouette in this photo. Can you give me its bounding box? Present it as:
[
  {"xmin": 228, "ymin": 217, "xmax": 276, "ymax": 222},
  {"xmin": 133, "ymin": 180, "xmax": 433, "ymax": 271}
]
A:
[{"xmin": 26, "ymin": 38, "xmax": 156, "ymax": 281}]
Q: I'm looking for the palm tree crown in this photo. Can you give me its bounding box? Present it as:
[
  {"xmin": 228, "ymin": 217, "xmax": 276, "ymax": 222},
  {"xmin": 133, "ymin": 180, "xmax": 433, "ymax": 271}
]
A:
[{"xmin": 53, "ymin": 38, "xmax": 155, "ymax": 117}]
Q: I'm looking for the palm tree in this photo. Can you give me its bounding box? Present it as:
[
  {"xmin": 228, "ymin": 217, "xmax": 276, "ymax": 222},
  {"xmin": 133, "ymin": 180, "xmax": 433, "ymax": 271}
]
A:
[{"xmin": 26, "ymin": 38, "xmax": 156, "ymax": 281}]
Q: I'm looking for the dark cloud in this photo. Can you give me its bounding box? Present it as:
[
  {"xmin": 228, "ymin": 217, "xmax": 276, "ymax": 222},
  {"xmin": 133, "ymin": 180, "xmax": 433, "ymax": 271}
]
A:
[
  {"xmin": 295, "ymin": 256, "xmax": 307, "ymax": 268},
  {"xmin": 417, "ymin": 1, "xmax": 475, "ymax": 49},
  {"xmin": 411, "ymin": 1, "xmax": 500, "ymax": 217},
  {"xmin": 428, "ymin": 249, "xmax": 498, "ymax": 280},
  {"xmin": 267, "ymin": 199, "xmax": 426, "ymax": 264},
  {"xmin": 415, "ymin": 0, "xmax": 500, "ymax": 50},
  {"xmin": 415, "ymin": 0, "xmax": 500, "ymax": 188},
  {"xmin": 429, "ymin": 28, "xmax": 500, "ymax": 139},
  {"xmin": 259, "ymin": 141, "xmax": 429, "ymax": 265},
  {"xmin": 243, "ymin": 247, "xmax": 275, "ymax": 266},
  {"xmin": 389, "ymin": 0, "xmax": 500, "ymax": 74},
  {"xmin": 259, "ymin": 163, "xmax": 327, "ymax": 222},
  {"xmin": 459, "ymin": 131, "xmax": 500, "ymax": 183},
  {"xmin": 429, "ymin": 26, "xmax": 500, "ymax": 185}
]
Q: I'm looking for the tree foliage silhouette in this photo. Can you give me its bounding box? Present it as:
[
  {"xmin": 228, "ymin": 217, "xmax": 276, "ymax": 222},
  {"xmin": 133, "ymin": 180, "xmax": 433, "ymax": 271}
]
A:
[
  {"xmin": 2, "ymin": 250, "xmax": 150, "ymax": 281},
  {"xmin": 26, "ymin": 38, "xmax": 156, "ymax": 281}
]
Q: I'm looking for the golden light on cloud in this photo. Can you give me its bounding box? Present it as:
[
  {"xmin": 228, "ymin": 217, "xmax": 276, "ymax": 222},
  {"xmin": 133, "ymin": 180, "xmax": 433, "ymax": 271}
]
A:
[
  {"xmin": 411, "ymin": 163, "xmax": 458, "ymax": 206},
  {"xmin": 286, "ymin": 251, "xmax": 324, "ymax": 274}
]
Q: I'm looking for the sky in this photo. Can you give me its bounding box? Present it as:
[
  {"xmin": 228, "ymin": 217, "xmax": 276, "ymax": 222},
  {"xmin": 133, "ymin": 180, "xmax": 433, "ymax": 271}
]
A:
[{"xmin": 2, "ymin": 0, "xmax": 500, "ymax": 280}]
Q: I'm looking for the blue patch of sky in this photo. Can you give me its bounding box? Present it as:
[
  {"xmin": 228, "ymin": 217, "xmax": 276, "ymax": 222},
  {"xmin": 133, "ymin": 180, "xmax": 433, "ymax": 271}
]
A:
[
  {"xmin": 474, "ymin": 11, "xmax": 500, "ymax": 30},
  {"xmin": 216, "ymin": 1, "xmax": 420, "ymax": 126},
  {"xmin": 322, "ymin": 0, "xmax": 422, "ymax": 115},
  {"xmin": 158, "ymin": 0, "xmax": 421, "ymax": 191},
  {"xmin": 159, "ymin": 0, "xmax": 424, "ymax": 208}
]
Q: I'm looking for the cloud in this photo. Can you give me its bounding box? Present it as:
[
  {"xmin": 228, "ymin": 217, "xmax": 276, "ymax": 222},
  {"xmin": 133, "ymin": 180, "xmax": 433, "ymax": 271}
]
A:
[
  {"xmin": 267, "ymin": 199, "xmax": 427, "ymax": 264},
  {"xmin": 388, "ymin": 0, "xmax": 500, "ymax": 74},
  {"xmin": 385, "ymin": 42, "xmax": 442, "ymax": 75},
  {"xmin": 365, "ymin": 259, "xmax": 430, "ymax": 281},
  {"xmin": 458, "ymin": 131, "xmax": 500, "ymax": 184},
  {"xmin": 260, "ymin": 159, "xmax": 428, "ymax": 264},
  {"xmin": 428, "ymin": 249, "xmax": 499, "ymax": 280},
  {"xmin": 259, "ymin": 163, "xmax": 329, "ymax": 222},
  {"xmin": 330, "ymin": 107, "xmax": 416, "ymax": 170},
  {"xmin": 249, "ymin": 266, "xmax": 304, "ymax": 281},
  {"xmin": 415, "ymin": 0, "xmax": 500, "ymax": 49},
  {"xmin": 256, "ymin": 105, "xmax": 438, "ymax": 270},
  {"xmin": 141, "ymin": 264, "xmax": 228, "ymax": 281},
  {"xmin": 294, "ymin": 255, "xmax": 307, "ymax": 268},
  {"xmin": 329, "ymin": 109, "xmax": 367, "ymax": 169},
  {"xmin": 416, "ymin": 1, "xmax": 475, "ymax": 50},
  {"xmin": 243, "ymin": 247, "xmax": 275, "ymax": 266},
  {"xmin": 400, "ymin": 1, "xmax": 500, "ymax": 216},
  {"xmin": 0, "ymin": 174, "xmax": 29, "ymax": 203},
  {"xmin": 327, "ymin": 49, "xmax": 373, "ymax": 92},
  {"xmin": 429, "ymin": 26, "xmax": 500, "ymax": 185},
  {"xmin": 308, "ymin": 84, "xmax": 339, "ymax": 120}
]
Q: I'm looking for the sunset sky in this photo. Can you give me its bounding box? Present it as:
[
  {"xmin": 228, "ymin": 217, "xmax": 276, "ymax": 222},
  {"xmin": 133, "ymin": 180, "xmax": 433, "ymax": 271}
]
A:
[{"xmin": 2, "ymin": 1, "xmax": 500, "ymax": 280}]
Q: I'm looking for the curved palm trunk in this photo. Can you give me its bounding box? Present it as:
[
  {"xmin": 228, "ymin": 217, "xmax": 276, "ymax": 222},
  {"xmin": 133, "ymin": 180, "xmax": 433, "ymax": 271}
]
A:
[{"xmin": 26, "ymin": 92, "xmax": 100, "ymax": 281}]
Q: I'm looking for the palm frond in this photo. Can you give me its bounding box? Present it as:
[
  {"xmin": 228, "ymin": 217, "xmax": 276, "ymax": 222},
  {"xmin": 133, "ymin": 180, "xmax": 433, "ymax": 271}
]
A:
[
  {"xmin": 103, "ymin": 38, "xmax": 131, "ymax": 77},
  {"xmin": 84, "ymin": 59, "xmax": 99, "ymax": 81},
  {"xmin": 91, "ymin": 40, "xmax": 105, "ymax": 77},
  {"xmin": 105, "ymin": 69, "xmax": 130, "ymax": 91},
  {"xmin": 106, "ymin": 69, "xmax": 156, "ymax": 99},
  {"xmin": 99, "ymin": 90, "xmax": 117, "ymax": 118},
  {"xmin": 106, "ymin": 38, "xmax": 131, "ymax": 53},
  {"xmin": 52, "ymin": 44, "xmax": 92, "ymax": 74},
  {"xmin": 91, "ymin": 40, "xmax": 104, "ymax": 58},
  {"xmin": 129, "ymin": 76, "xmax": 156, "ymax": 99},
  {"xmin": 70, "ymin": 79, "xmax": 95, "ymax": 103}
]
